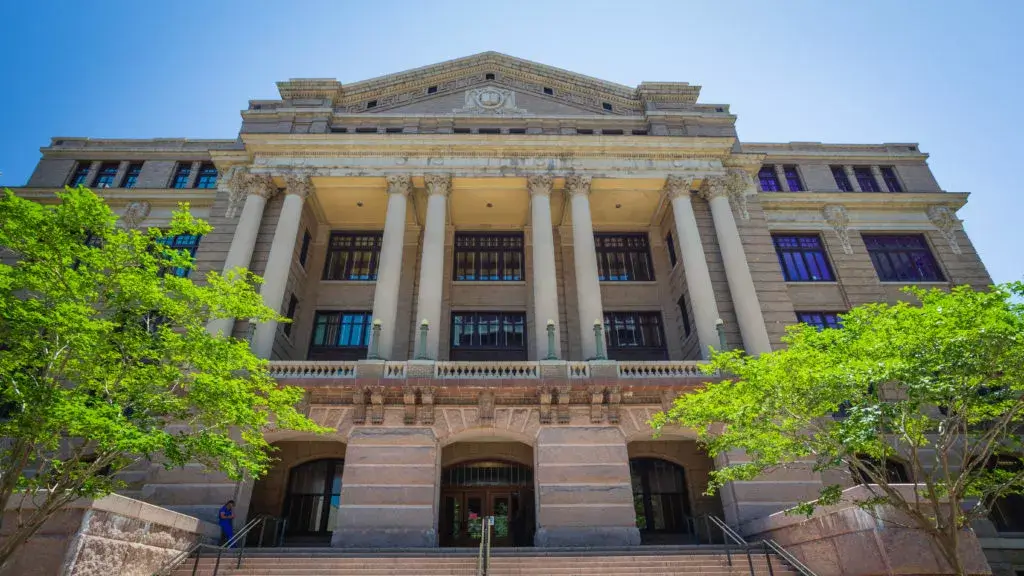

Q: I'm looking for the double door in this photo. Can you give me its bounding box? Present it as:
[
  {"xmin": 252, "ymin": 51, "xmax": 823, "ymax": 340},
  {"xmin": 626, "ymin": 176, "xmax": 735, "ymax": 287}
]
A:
[{"xmin": 440, "ymin": 489, "xmax": 531, "ymax": 548}]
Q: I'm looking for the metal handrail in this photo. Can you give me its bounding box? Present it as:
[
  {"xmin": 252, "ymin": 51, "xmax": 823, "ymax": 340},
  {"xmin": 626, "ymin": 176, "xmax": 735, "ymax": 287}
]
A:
[
  {"xmin": 152, "ymin": 514, "xmax": 279, "ymax": 576},
  {"xmin": 702, "ymin": 515, "xmax": 818, "ymax": 576},
  {"xmin": 763, "ymin": 538, "xmax": 817, "ymax": 576},
  {"xmin": 476, "ymin": 515, "xmax": 493, "ymax": 576}
]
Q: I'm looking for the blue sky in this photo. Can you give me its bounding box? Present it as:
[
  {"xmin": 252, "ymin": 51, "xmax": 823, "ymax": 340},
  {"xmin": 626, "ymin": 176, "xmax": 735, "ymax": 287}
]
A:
[{"xmin": 1, "ymin": 0, "xmax": 1020, "ymax": 284}]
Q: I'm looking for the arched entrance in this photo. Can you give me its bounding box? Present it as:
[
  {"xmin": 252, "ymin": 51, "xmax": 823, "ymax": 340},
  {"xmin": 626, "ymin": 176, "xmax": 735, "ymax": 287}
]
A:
[
  {"xmin": 283, "ymin": 458, "xmax": 344, "ymax": 540},
  {"xmin": 630, "ymin": 457, "xmax": 692, "ymax": 542},
  {"xmin": 439, "ymin": 460, "xmax": 534, "ymax": 547}
]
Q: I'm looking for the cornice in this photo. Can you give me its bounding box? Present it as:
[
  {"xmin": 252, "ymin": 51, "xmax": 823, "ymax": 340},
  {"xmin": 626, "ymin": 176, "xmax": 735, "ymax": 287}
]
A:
[
  {"xmin": 8, "ymin": 187, "xmax": 217, "ymax": 208},
  {"xmin": 758, "ymin": 192, "xmax": 969, "ymax": 211}
]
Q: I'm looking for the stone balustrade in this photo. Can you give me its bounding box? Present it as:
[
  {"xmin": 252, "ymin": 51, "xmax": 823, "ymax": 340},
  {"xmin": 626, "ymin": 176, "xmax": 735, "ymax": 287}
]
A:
[
  {"xmin": 268, "ymin": 360, "xmax": 358, "ymax": 379},
  {"xmin": 616, "ymin": 360, "xmax": 708, "ymax": 378},
  {"xmin": 435, "ymin": 361, "xmax": 540, "ymax": 379}
]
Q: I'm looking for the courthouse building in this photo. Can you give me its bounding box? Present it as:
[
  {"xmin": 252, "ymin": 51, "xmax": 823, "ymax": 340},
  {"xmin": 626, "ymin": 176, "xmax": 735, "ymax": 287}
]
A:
[{"xmin": 14, "ymin": 51, "xmax": 1016, "ymax": 569}]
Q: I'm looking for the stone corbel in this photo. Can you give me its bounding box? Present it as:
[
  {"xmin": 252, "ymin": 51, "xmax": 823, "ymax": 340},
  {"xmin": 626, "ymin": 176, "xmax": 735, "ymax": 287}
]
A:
[
  {"xmin": 822, "ymin": 204, "xmax": 853, "ymax": 255},
  {"xmin": 478, "ymin": 390, "xmax": 495, "ymax": 427},
  {"xmin": 539, "ymin": 388, "xmax": 553, "ymax": 425},
  {"xmin": 403, "ymin": 388, "xmax": 418, "ymax": 425},
  {"xmin": 351, "ymin": 388, "xmax": 368, "ymax": 425},
  {"xmin": 557, "ymin": 385, "xmax": 572, "ymax": 425},
  {"xmin": 589, "ymin": 387, "xmax": 605, "ymax": 424},
  {"xmin": 607, "ymin": 387, "xmax": 622, "ymax": 424},
  {"xmin": 369, "ymin": 386, "xmax": 385, "ymax": 425},
  {"xmin": 418, "ymin": 388, "xmax": 435, "ymax": 425},
  {"xmin": 927, "ymin": 205, "xmax": 963, "ymax": 255}
]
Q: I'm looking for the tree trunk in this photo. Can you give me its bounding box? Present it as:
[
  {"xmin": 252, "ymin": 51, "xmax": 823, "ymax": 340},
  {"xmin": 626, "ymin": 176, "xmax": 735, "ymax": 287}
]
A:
[
  {"xmin": 933, "ymin": 529, "xmax": 966, "ymax": 576},
  {"xmin": 0, "ymin": 493, "xmax": 73, "ymax": 571}
]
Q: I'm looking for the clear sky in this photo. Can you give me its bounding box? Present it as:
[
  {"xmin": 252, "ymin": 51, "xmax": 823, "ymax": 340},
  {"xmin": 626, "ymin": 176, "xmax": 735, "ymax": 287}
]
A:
[{"xmin": 1, "ymin": 0, "xmax": 1020, "ymax": 284}]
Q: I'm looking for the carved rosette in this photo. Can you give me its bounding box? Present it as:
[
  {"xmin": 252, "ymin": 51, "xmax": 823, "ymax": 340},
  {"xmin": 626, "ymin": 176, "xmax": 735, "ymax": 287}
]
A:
[
  {"xmin": 120, "ymin": 201, "xmax": 151, "ymax": 230},
  {"xmin": 283, "ymin": 173, "xmax": 314, "ymax": 199},
  {"xmin": 822, "ymin": 204, "xmax": 853, "ymax": 255},
  {"xmin": 927, "ymin": 205, "xmax": 962, "ymax": 255},
  {"xmin": 527, "ymin": 175, "xmax": 553, "ymax": 197},
  {"xmin": 664, "ymin": 174, "xmax": 697, "ymax": 200},
  {"xmin": 423, "ymin": 173, "xmax": 452, "ymax": 197},
  {"xmin": 386, "ymin": 174, "xmax": 413, "ymax": 196},
  {"xmin": 564, "ymin": 174, "xmax": 592, "ymax": 197}
]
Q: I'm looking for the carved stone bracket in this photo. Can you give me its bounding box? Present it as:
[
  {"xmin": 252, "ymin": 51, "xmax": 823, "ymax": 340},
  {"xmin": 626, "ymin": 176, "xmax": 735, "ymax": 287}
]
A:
[
  {"xmin": 418, "ymin": 388, "xmax": 435, "ymax": 425},
  {"xmin": 424, "ymin": 173, "xmax": 452, "ymax": 197},
  {"xmin": 369, "ymin": 387, "xmax": 385, "ymax": 425},
  {"xmin": 607, "ymin": 387, "xmax": 622, "ymax": 424},
  {"xmin": 556, "ymin": 385, "xmax": 571, "ymax": 425},
  {"xmin": 590, "ymin": 387, "xmax": 605, "ymax": 424},
  {"xmin": 478, "ymin": 390, "xmax": 496, "ymax": 427},
  {"xmin": 927, "ymin": 205, "xmax": 962, "ymax": 255},
  {"xmin": 539, "ymin": 389, "xmax": 553, "ymax": 425},
  {"xmin": 351, "ymin": 388, "xmax": 369, "ymax": 425},
  {"xmin": 822, "ymin": 204, "xmax": 853, "ymax": 255},
  {"xmin": 404, "ymin": 388, "xmax": 418, "ymax": 425},
  {"xmin": 120, "ymin": 201, "xmax": 151, "ymax": 230}
]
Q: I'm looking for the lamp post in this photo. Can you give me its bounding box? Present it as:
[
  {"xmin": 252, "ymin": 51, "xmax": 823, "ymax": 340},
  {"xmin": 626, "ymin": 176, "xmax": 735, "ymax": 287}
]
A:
[
  {"xmin": 545, "ymin": 319, "xmax": 558, "ymax": 360},
  {"xmin": 368, "ymin": 318, "xmax": 383, "ymax": 360},
  {"xmin": 714, "ymin": 318, "xmax": 728, "ymax": 353},
  {"xmin": 416, "ymin": 318, "xmax": 430, "ymax": 360},
  {"xmin": 593, "ymin": 319, "xmax": 608, "ymax": 360}
]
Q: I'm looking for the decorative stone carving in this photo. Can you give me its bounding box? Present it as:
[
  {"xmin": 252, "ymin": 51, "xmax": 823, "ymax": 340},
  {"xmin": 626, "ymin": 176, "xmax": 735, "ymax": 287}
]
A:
[
  {"xmin": 404, "ymin": 389, "xmax": 418, "ymax": 425},
  {"xmin": 822, "ymin": 204, "xmax": 853, "ymax": 255},
  {"xmin": 557, "ymin": 385, "xmax": 571, "ymax": 425},
  {"xmin": 386, "ymin": 174, "xmax": 412, "ymax": 196},
  {"xmin": 724, "ymin": 169, "xmax": 756, "ymax": 220},
  {"xmin": 664, "ymin": 174, "xmax": 697, "ymax": 200},
  {"xmin": 283, "ymin": 173, "xmax": 313, "ymax": 199},
  {"xmin": 927, "ymin": 205, "xmax": 963, "ymax": 255},
  {"xmin": 369, "ymin": 387, "xmax": 385, "ymax": 425},
  {"xmin": 590, "ymin": 387, "xmax": 605, "ymax": 424},
  {"xmin": 698, "ymin": 176, "xmax": 729, "ymax": 202},
  {"xmin": 225, "ymin": 169, "xmax": 276, "ymax": 219},
  {"xmin": 539, "ymin": 389, "xmax": 553, "ymax": 425},
  {"xmin": 527, "ymin": 175, "xmax": 553, "ymax": 197},
  {"xmin": 120, "ymin": 201, "xmax": 151, "ymax": 230},
  {"xmin": 478, "ymin": 390, "xmax": 495, "ymax": 426},
  {"xmin": 418, "ymin": 388, "xmax": 435, "ymax": 425},
  {"xmin": 453, "ymin": 86, "xmax": 528, "ymax": 115},
  {"xmin": 351, "ymin": 388, "xmax": 368, "ymax": 425},
  {"xmin": 564, "ymin": 174, "xmax": 592, "ymax": 197},
  {"xmin": 423, "ymin": 173, "xmax": 452, "ymax": 197},
  {"xmin": 607, "ymin": 387, "xmax": 621, "ymax": 425}
]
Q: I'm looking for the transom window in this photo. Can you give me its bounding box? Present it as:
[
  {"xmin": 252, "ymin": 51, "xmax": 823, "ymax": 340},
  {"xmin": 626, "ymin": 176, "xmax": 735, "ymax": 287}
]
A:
[
  {"xmin": 171, "ymin": 163, "xmax": 191, "ymax": 189},
  {"xmin": 194, "ymin": 163, "xmax": 218, "ymax": 188},
  {"xmin": 450, "ymin": 312, "xmax": 526, "ymax": 361},
  {"xmin": 156, "ymin": 233, "xmax": 201, "ymax": 278},
  {"xmin": 603, "ymin": 312, "xmax": 667, "ymax": 360},
  {"xmin": 853, "ymin": 166, "xmax": 880, "ymax": 192},
  {"xmin": 93, "ymin": 162, "xmax": 119, "ymax": 188},
  {"xmin": 454, "ymin": 233, "xmax": 524, "ymax": 281},
  {"xmin": 772, "ymin": 235, "xmax": 835, "ymax": 282},
  {"xmin": 831, "ymin": 165, "xmax": 853, "ymax": 192},
  {"xmin": 122, "ymin": 163, "xmax": 142, "ymax": 189},
  {"xmin": 783, "ymin": 165, "xmax": 803, "ymax": 191},
  {"xmin": 864, "ymin": 235, "xmax": 945, "ymax": 282},
  {"xmin": 69, "ymin": 163, "xmax": 91, "ymax": 186},
  {"xmin": 880, "ymin": 166, "xmax": 903, "ymax": 192},
  {"xmin": 758, "ymin": 165, "xmax": 782, "ymax": 192},
  {"xmin": 309, "ymin": 311, "xmax": 371, "ymax": 360},
  {"xmin": 665, "ymin": 232, "xmax": 677, "ymax": 268},
  {"xmin": 595, "ymin": 233, "xmax": 654, "ymax": 282},
  {"xmin": 322, "ymin": 232, "xmax": 383, "ymax": 281},
  {"xmin": 796, "ymin": 311, "xmax": 842, "ymax": 330}
]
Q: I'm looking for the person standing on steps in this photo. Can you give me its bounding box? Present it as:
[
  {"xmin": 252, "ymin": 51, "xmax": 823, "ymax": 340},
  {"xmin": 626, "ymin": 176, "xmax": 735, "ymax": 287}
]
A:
[{"xmin": 218, "ymin": 500, "xmax": 236, "ymax": 546}]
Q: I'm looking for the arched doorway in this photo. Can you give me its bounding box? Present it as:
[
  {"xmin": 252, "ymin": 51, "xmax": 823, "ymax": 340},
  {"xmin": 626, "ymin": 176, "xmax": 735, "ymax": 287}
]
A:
[
  {"xmin": 629, "ymin": 458, "xmax": 692, "ymax": 542},
  {"xmin": 283, "ymin": 458, "xmax": 344, "ymax": 541},
  {"xmin": 439, "ymin": 460, "xmax": 534, "ymax": 547}
]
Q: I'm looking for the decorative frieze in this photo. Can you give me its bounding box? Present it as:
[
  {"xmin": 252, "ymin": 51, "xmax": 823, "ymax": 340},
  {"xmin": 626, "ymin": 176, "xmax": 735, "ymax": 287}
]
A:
[
  {"xmin": 927, "ymin": 205, "xmax": 963, "ymax": 255},
  {"xmin": 822, "ymin": 204, "xmax": 853, "ymax": 255},
  {"xmin": 454, "ymin": 87, "xmax": 528, "ymax": 115}
]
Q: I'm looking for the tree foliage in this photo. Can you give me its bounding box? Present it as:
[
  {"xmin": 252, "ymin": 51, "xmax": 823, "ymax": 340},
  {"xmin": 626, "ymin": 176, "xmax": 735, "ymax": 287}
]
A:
[
  {"xmin": 653, "ymin": 283, "xmax": 1024, "ymax": 574},
  {"xmin": 0, "ymin": 187, "xmax": 328, "ymax": 566}
]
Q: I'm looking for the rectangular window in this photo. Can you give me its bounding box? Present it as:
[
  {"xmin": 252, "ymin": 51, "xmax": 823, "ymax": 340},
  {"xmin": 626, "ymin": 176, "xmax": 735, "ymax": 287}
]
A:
[
  {"xmin": 69, "ymin": 163, "xmax": 91, "ymax": 186},
  {"xmin": 772, "ymin": 234, "xmax": 835, "ymax": 282},
  {"xmin": 880, "ymin": 166, "xmax": 903, "ymax": 192},
  {"xmin": 92, "ymin": 162, "xmax": 119, "ymax": 188},
  {"xmin": 156, "ymin": 233, "xmax": 202, "ymax": 278},
  {"xmin": 595, "ymin": 233, "xmax": 654, "ymax": 282},
  {"xmin": 122, "ymin": 163, "xmax": 142, "ymax": 188},
  {"xmin": 758, "ymin": 165, "xmax": 782, "ymax": 192},
  {"xmin": 308, "ymin": 311, "xmax": 372, "ymax": 360},
  {"xmin": 298, "ymin": 230, "xmax": 312, "ymax": 268},
  {"xmin": 665, "ymin": 232, "xmax": 678, "ymax": 268},
  {"xmin": 450, "ymin": 312, "xmax": 526, "ymax": 361},
  {"xmin": 171, "ymin": 163, "xmax": 191, "ymax": 189},
  {"xmin": 797, "ymin": 311, "xmax": 843, "ymax": 330},
  {"xmin": 322, "ymin": 232, "xmax": 383, "ymax": 281},
  {"xmin": 831, "ymin": 165, "xmax": 853, "ymax": 192},
  {"xmin": 478, "ymin": 128, "xmax": 500, "ymax": 134},
  {"xmin": 603, "ymin": 312, "xmax": 667, "ymax": 360},
  {"xmin": 783, "ymin": 165, "xmax": 803, "ymax": 191},
  {"xmin": 508, "ymin": 128, "xmax": 526, "ymax": 134},
  {"xmin": 864, "ymin": 235, "xmax": 945, "ymax": 282},
  {"xmin": 283, "ymin": 295, "xmax": 299, "ymax": 338},
  {"xmin": 677, "ymin": 295, "xmax": 692, "ymax": 337},
  {"xmin": 853, "ymin": 166, "xmax": 880, "ymax": 192},
  {"xmin": 453, "ymin": 233, "xmax": 524, "ymax": 281},
  {"xmin": 194, "ymin": 163, "xmax": 218, "ymax": 188}
]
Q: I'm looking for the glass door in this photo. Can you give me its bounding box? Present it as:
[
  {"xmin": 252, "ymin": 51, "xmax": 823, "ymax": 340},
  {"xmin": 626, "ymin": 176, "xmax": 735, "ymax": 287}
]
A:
[{"xmin": 284, "ymin": 459, "xmax": 344, "ymax": 537}]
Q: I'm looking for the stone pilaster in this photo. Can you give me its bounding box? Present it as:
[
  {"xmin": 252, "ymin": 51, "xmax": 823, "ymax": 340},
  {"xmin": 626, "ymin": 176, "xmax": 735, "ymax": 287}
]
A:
[
  {"xmin": 413, "ymin": 173, "xmax": 451, "ymax": 359},
  {"xmin": 370, "ymin": 175, "xmax": 412, "ymax": 359},
  {"xmin": 529, "ymin": 175, "xmax": 561, "ymax": 360},
  {"xmin": 843, "ymin": 166, "xmax": 862, "ymax": 192},
  {"xmin": 566, "ymin": 175, "xmax": 605, "ymax": 360}
]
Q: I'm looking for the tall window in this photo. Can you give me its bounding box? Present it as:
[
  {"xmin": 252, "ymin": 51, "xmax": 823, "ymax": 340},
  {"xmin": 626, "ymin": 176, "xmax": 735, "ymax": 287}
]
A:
[
  {"xmin": 309, "ymin": 311, "xmax": 371, "ymax": 360},
  {"xmin": 92, "ymin": 162, "xmax": 119, "ymax": 188},
  {"xmin": 758, "ymin": 165, "xmax": 782, "ymax": 192},
  {"xmin": 156, "ymin": 233, "xmax": 202, "ymax": 278},
  {"xmin": 450, "ymin": 312, "xmax": 526, "ymax": 361},
  {"xmin": 831, "ymin": 165, "xmax": 853, "ymax": 192},
  {"xmin": 796, "ymin": 311, "xmax": 842, "ymax": 330},
  {"xmin": 665, "ymin": 232, "xmax": 678, "ymax": 268},
  {"xmin": 194, "ymin": 163, "xmax": 218, "ymax": 188},
  {"xmin": 603, "ymin": 312, "xmax": 667, "ymax": 360},
  {"xmin": 783, "ymin": 165, "xmax": 804, "ymax": 191},
  {"xmin": 864, "ymin": 235, "xmax": 945, "ymax": 282},
  {"xmin": 772, "ymin": 235, "xmax": 835, "ymax": 282},
  {"xmin": 69, "ymin": 163, "xmax": 91, "ymax": 186},
  {"xmin": 880, "ymin": 166, "xmax": 903, "ymax": 192},
  {"xmin": 453, "ymin": 233, "xmax": 524, "ymax": 281},
  {"xmin": 122, "ymin": 163, "xmax": 142, "ymax": 188},
  {"xmin": 171, "ymin": 163, "xmax": 191, "ymax": 189},
  {"xmin": 853, "ymin": 166, "xmax": 880, "ymax": 192},
  {"xmin": 322, "ymin": 232, "xmax": 382, "ymax": 281},
  {"xmin": 283, "ymin": 295, "xmax": 299, "ymax": 338},
  {"xmin": 677, "ymin": 294, "xmax": 692, "ymax": 337},
  {"xmin": 298, "ymin": 230, "xmax": 312, "ymax": 268},
  {"xmin": 595, "ymin": 233, "xmax": 654, "ymax": 282}
]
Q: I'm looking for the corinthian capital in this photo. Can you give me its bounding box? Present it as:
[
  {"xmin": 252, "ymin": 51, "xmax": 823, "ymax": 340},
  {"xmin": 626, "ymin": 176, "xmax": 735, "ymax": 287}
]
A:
[
  {"xmin": 664, "ymin": 174, "xmax": 697, "ymax": 200},
  {"xmin": 527, "ymin": 175, "xmax": 553, "ymax": 197},
  {"xmin": 927, "ymin": 205, "xmax": 962, "ymax": 255},
  {"xmin": 698, "ymin": 176, "xmax": 730, "ymax": 202},
  {"xmin": 564, "ymin": 174, "xmax": 592, "ymax": 197},
  {"xmin": 284, "ymin": 173, "xmax": 314, "ymax": 199},
  {"xmin": 423, "ymin": 173, "xmax": 452, "ymax": 197},
  {"xmin": 386, "ymin": 174, "xmax": 413, "ymax": 196},
  {"xmin": 224, "ymin": 169, "xmax": 276, "ymax": 218}
]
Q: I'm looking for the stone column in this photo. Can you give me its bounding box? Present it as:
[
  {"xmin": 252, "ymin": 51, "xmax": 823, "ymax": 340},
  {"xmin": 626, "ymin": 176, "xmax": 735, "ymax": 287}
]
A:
[
  {"xmin": 529, "ymin": 175, "xmax": 561, "ymax": 360},
  {"xmin": 370, "ymin": 175, "xmax": 412, "ymax": 359},
  {"xmin": 665, "ymin": 175, "xmax": 721, "ymax": 359},
  {"xmin": 567, "ymin": 175, "xmax": 605, "ymax": 360},
  {"xmin": 207, "ymin": 170, "xmax": 276, "ymax": 337},
  {"xmin": 775, "ymin": 164, "xmax": 790, "ymax": 192},
  {"xmin": 251, "ymin": 174, "xmax": 312, "ymax": 359},
  {"xmin": 871, "ymin": 165, "xmax": 887, "ymax": 191},
  {"xmin": 413, "ymin": 174, "xmax": 450, "ymax": 360},
  {"xmin": 700, "ymin": 172, "xmax": 772, "ymax": 355},
  {"xmin": 844, "ymin": 165, "xmax": 862, "ymax": 192}
]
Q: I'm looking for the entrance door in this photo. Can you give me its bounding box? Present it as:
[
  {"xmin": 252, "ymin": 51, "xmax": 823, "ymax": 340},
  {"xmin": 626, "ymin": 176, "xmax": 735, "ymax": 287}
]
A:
[
  {"xmin": 283, "ymin": 459, "xmax": 344, "ymax": 539},
  {"xmin": 439, "ymin": 460, "xmax": 534, "ymax": 547},
  {"xmin": 630, "ymin": 458, "xmax": 692, "ymax": 543}
]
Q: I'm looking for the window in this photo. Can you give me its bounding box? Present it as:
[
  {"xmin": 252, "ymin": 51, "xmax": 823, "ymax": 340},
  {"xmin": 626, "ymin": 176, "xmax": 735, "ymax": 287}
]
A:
[
  {"xmin": 677, "ymin": 295, "xmax": 692, "ymax": 337},
  {"xmin": 508, "ymin": 128, "xmax": 526, "ymax": 134},
  {"xmin": 758, "ymin": 165, "xmax": 782, "ymax": 192},
  {"xmin": 171, "ymin": 163, "xmax": 191, "ymax": 189},
  {"xmin": 354, "ymin": 127, "xmax": 377, "ymax": 134},
  {"xmin": 122, "ymin": 163, "xmax": 142, "ymax": 188},
  {"xmin": 93, "ymin": 162, "xmax": 119, "ymax": 188},
  {"xmin": 796, "ymin": 311, "xmax": 842, "ymax": 330},
  {"xmin": 478, "ymin": 128, "xmax": 500, "ymax": 134},
  {"xmin": 665, "ymin": 232, "xmax": 677, "ymax": 268},
  {"xmin": 543, "ymin": 87, "xmax": 553, "ymax": 95},
  {"xmin": 831, "ymin": 165, "xmax": 853, "ymax": 192},
  {"xmin": 156, "ymin": 233, "xmax": 202, "ymax": 278},
  {"xmin": 450, "ymin": 312, "xmax": 526, "ymax": 361},
  {"xmin": 309, "ymin": 311, "xmax": 371, "ymax": 360},
  {"xmin": 454, "ymin": 233, "xmax": 524, "ymax": 281},
  {"xmin": 298, "ymin": 230, "xmax": 312, "ymax": 268},
  {"xmin": 864, "ymin": 235, "xmax": 945, "ymax": 282},
  {"xmin": 69, "ymin": 163, "xmax": 91, "ymax": 186},
  {"xmin": 194, "ymin": 163, "xmax": 217, "ymax": 189},
  {"xmin": 485, "ymin": 73, "xmax": 495, "ymax": 80},
  {"xmin": 632, "ymin": 129, "xmax": 648, "ymax": 135},
  {"xmin": 283, "ymin": 295, "xmax": 299, "ymax": 338},
  {"xmin": 453, "ymin": 128, "xmax": 471, "ymax": 134},
  {"xmin": 385, "ymin": 127, "xmax": 403, "ymax": 134},
  {"xmin": 603, "ymin": 312, "xmax": 667, "ymax": 360},
  {"xmin": 330, "ymin": 127, "xmax": 348, "ymax": 133},
  {"xmin": 595, "ymin": 233, "xmax": 654, "ymax": 282},
  {"xmin": 880, "ymin": 166, "xmax": 903, "ymax": 192},
  {"xmin": 772, "ymin": 235, "xmax": 835, "ymax": 282},
  {"xmin": 427, "ymin": 85, "xmax": 438, "ymax": 94},
  {"xmin": 783, "ymin": 165, "xmax": 803, "ymax": 191},
  {"xmin": 602, "ymin": 129, "xmax": 624, "ymax": 135},
  {"xmin": 366, "ymin": 100, "xmax": 377, "ymax": 109},
  {"xmin": 577, "ymin": 129, "xmax": 594, "ymax": 135},
  {"xmin": 602, "ymin": 102, "xmax": 613, "ymax": 111},
  {"xmin": 853, "ymin": 166, "xmax": 880, "ymax": 192},
  {"xmin": 322, "ymin": 232, "xmax": 383, "ymax": 281}
]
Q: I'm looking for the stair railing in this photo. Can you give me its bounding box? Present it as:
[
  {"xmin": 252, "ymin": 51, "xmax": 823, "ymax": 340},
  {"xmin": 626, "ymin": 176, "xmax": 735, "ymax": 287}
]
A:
[
  {"xmin": 476, "ymin": 515, "xmax": 493, "ymax": 576},
  {"xmin": 152, "ymin": 514, "xmax": 280, "ymax": 576},
  {"xmin": 702, "ymin": 515, "xmax": 818, "ymax": 576},
  {"xmin": 762, "ymin": 538, "xmax": 817, "ymax": 576}
]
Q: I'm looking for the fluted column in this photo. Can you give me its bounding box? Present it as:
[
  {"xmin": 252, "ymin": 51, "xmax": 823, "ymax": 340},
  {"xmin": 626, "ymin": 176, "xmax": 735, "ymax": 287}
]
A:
[
  {"xmin": 567, "ymin": 175, "xmax": 604, "ymax": 360},
  {"xmin": 207, "ymin": 169, "xmax": 277, "ymax": 337},
  {"xmin": 665, "ymin": 175, "xmax": 720, "ymax": 359},
  {"xmin": 700, "ymin": 172, "xmax": 772, "ymax": 355},
  {"xmin": 369, "ymin": 175, "xmax": 412, "ymax": 359},
  {"xmin": 413, "ymin": 174, "xmax": 450, "ymax": 360},
  {"xmin": 529, "ymin": 175, "xmax": 561, "ymax": 360},
  {"xmin": 252, "ymin": 174, "xmax": 312, "ymax": 358}
]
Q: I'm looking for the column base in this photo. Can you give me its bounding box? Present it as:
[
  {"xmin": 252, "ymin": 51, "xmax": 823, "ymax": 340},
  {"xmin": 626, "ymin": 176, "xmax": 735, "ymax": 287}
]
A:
[
  {"xmin": 534, "ymin": 526, "xmax": 640, "ymax": 548},
  {"xmin": 331, "ymin": 528, "xmax": 437, "ymax": 548}
]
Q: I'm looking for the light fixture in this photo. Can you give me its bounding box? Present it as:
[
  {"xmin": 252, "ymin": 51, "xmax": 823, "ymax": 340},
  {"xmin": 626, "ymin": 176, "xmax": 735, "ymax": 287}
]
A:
[
  {"xmin": 357, "ymin": 201, "xmax": 364, "ymax": 207},
  {"xmin": 486, "ymin": 202, "xmax": 493, "ymax": 208}
]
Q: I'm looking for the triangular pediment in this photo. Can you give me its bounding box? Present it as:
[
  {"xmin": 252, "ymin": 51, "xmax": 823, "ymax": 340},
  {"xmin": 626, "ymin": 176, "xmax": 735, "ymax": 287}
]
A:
[{"xmin": 360, "ymin": 82, "xmax": 613, "ymax": 116}]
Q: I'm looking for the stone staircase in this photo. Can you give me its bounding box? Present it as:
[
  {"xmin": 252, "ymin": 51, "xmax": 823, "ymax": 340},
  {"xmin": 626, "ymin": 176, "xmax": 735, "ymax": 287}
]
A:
[{"xmin": 173, "ymin": 546, "xmax": 800, "ymax": 576}]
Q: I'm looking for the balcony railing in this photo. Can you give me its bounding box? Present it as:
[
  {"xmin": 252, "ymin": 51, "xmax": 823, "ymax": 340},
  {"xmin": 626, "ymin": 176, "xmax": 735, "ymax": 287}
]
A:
[{"xmin": 268, "ymin": 359, "xmax": 713, "ymax": 380}]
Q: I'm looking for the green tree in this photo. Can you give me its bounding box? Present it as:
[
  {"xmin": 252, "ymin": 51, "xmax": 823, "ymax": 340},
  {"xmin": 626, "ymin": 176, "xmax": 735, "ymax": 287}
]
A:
[
  {"xmin": 653, "ymin": 284, "xmax": 1024, "ymax": 575},
  {"xmin": 0, "ymin": 187, "xmax": 327, "ymax": 568}
]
